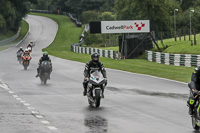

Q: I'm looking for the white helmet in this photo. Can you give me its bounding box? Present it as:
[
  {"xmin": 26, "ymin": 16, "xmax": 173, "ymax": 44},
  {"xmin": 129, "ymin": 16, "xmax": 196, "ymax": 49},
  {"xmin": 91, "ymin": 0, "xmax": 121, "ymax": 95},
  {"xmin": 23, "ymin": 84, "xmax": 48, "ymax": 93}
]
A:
[{"xmin": 25, "ymin": 49, "xmax": 29, "ymax": 52}]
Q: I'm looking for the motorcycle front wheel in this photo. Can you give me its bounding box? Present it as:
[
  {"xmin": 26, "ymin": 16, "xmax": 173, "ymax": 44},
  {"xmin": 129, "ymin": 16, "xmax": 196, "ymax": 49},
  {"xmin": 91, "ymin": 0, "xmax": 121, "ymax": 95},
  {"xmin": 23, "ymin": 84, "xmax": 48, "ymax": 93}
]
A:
[
  {"xmin": 24, "ymin": 66, "xmax": 27, "ymax": 70},
  {"xmin": 192, "ymin": 115, "xmax": 199, "ymax": 130},
  {"xmin": 95, "ymin": 89, "xmax": 101, "ymax": 108}
]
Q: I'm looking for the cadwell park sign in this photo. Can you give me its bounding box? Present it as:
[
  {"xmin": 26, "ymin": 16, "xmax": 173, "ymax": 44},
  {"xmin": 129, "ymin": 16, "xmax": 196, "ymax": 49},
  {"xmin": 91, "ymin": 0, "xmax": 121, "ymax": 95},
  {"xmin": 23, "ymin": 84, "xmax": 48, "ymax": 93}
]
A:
[
  {"xmin": 89, "ymin": 20, "xmax": 150, "ymax": 34},
  {"xmin": 101, "ymin": 20, "xmax": 150, "ymax": 34}
]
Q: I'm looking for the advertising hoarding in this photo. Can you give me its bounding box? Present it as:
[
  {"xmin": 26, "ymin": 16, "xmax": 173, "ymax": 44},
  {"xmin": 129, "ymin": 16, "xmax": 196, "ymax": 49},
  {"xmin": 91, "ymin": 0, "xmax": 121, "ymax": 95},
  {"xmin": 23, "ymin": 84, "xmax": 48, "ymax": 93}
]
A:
[{"xmin": 101, "ymin": 20, "xmax": 150, "ymax": 34}]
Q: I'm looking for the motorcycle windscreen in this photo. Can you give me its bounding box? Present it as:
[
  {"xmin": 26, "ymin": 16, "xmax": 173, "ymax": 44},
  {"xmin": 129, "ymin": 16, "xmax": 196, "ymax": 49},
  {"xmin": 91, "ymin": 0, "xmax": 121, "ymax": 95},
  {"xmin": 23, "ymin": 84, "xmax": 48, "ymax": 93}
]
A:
[
  {"xmin": 90, "ymin": 70, "xmax": 104, "ymax": 84},
  {"xmin": 40, "ymin": 61, "xmax": 51, "ymax": 72}
]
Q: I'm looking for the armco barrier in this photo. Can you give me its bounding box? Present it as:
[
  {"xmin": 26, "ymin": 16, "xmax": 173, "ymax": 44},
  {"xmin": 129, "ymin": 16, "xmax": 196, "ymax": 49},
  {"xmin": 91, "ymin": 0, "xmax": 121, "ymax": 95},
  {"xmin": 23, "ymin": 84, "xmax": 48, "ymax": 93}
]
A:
[
  {"xmin": 0, "ymin": 28, "xmax": 20, "ymax": 45},
  {"xmin": 71, "ymin": 45, "xmax": 121, "ymax": 60},
  {"xmin": 145, "ymin": 50, "xmax": 200, "ymax": 67}
]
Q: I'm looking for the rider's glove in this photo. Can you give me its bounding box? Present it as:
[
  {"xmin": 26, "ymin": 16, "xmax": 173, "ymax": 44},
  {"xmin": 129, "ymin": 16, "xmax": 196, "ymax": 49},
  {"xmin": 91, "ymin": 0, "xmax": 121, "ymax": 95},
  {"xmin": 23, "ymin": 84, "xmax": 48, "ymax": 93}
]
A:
[
  {"xmin": 84, "ymin": 77, "xmax": 89, "ymax": 82},
  {"xmin": 193, "ymin": 89, "xmax": 199, "ymax": 98},
  {"xmin": 104, "ymin": 78, "xmax": 107, "ymax": 86}
]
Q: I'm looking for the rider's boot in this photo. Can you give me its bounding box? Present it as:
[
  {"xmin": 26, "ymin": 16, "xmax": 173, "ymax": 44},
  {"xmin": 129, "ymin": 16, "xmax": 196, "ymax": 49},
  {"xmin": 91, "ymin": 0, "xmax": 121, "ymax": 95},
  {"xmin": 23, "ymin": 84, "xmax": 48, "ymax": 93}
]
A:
[
  {"xmin": 35, "ymin": 73, "xmax": 39, "ymax": 77},
  {"xmin": 189, "ymin": 106, "xmax": 194, "ymax": 115},
  {"xmin": 83, "ymin": 88, "xmax": 87, "ymax": 96},
  {"xmin": 83, "ymin": 82, "xmax": 88, "ymax": 96},
  {"xmin": 187, "ymin": 99, "xmax": 195, "ymax": 115},
  {"xmin": 101, "ymin": 87, "xmax": 104, "ymax": 98},
  {"xmin": 35, "ymin": 68, "xmax": 39, "ymax": 78}
]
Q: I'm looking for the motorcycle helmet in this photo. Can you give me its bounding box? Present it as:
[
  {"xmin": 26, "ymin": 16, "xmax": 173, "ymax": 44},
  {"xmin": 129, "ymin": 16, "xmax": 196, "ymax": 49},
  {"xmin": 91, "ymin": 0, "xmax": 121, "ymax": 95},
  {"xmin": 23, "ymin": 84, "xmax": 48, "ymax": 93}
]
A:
[
  {"xmin": 20, "ymin": 47, "xmax": 23, "ymax": 50},
  {"xmin": 25, "ymin": 49, "xmax": 29, "ymax": 52},
  {"xmin": 43, "ymin": 51, "xmax": 48, "ymax": 58},
  {"xmin": 91, "ymin": 53, "xmax": 99, "ymax": 63}
]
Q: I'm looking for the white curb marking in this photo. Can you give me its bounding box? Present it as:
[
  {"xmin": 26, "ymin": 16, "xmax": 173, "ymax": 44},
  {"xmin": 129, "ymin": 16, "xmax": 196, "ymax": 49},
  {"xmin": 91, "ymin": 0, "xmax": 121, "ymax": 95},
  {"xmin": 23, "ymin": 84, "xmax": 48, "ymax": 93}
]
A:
[
  {"xmin": 12, "ymin": 95, "xmax": 18, "ymax": 98},
  {"xmin": 20, "ymin": 100, "xmax": 26, "ymax": 103},
  {"xmin": 41, "ymin": 120, "xmax": 50, "ymax": 125},
  {"xmin": 16, "ymin": 98, "xmax": 22, "ymax": 101},
  {"xmin": 8, "ymin": 91, "xmax": 14, "ymax": 94},
  {"xmin": 27, "ymin": 107, "xmax": 35, "ymax": 110},
  {"xmin": 23, "ymin": 103, "xmax": 30, "ymax": 106},
  {"xmin": 0, "ymin": 79, "xmax": 59, "ymax": 130},
  {"xmin": 35, "ymin": 115, "xmax": 44, "ymax": 119},
  {"xmin": 0, "ymin": 81, "xmax": 9, "ymax": 90},
  {"xmin": 31, "ymin": 111, "xmax": 39, "ymax": 114},
  {"xmin": 48, "ymin": 126, "xmax": 57, "ymax": 130}
]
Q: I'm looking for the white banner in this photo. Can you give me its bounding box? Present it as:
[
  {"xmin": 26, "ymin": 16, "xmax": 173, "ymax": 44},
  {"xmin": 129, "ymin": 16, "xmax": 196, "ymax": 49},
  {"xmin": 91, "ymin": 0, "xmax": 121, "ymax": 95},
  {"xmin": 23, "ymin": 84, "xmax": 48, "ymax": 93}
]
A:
[{"xmin": 101, "ymin": 20, "xmax": 150, "ymax": 34}]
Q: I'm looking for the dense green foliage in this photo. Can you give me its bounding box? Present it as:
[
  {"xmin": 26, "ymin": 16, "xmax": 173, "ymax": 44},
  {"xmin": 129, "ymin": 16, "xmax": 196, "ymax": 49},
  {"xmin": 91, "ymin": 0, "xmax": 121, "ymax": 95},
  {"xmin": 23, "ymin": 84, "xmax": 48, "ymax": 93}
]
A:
[
  {"xmin": 0, "ymin": 19, "xmax": 29, "ymax": 50},
  {"xmin": 0, "ymin": 0, "xmax": 36, "ymax": 39},
  {"xmin": 32, "ymin": 0, "xmax": 200, "ymax": 46}
]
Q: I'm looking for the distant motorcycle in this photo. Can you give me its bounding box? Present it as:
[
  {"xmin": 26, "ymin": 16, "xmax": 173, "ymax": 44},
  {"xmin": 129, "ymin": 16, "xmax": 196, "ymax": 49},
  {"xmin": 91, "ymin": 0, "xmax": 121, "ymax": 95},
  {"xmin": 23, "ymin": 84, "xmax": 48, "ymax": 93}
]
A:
[
  {"xmin": 31, "ymin": 42, "xmax": 35, "ymax": 47},
  {"xmin": 39, "ymin": 61, "xmax": 52, "ymax": 84},
  {"xmin": 17, "ymin": 51, "xmax": 23, "ymax": 64},
  {"xmin": 191, "ymin": 91, "xmax": 200, "ymax": 130},
  {"xmin": 22, "ymin": 54, "xmax": 31, "ymax": 70},
  {"xmin": 27, "ymin": 46, "xmax": 32, "ymax": 52},
  {"xmin": 87, "ymin": 70, "xmax": 106, "ymax": 108}
]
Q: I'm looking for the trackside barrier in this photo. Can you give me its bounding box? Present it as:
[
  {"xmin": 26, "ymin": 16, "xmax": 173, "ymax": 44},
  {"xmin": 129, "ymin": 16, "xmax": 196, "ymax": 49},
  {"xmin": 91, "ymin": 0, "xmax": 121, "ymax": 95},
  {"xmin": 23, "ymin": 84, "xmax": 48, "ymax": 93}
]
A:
[
  {"xmin": 71, "ymin": 45, "xmax": 121, "ymax": 60},
  {"xmin": 145, "ymin": 50, "xmax": 200, "ymax": 67},
  {"xmin": 0, "ymin": 28, "xmax": 20, "ymax": 45}
]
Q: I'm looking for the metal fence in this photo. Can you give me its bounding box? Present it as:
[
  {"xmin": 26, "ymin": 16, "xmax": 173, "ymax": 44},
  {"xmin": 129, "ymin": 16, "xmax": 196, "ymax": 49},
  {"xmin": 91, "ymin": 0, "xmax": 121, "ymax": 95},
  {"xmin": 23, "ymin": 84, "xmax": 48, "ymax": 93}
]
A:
[
  {"xmin": 145, "ymin": 50, "xmax": 200, "ymax": 67},
  {"xmin": 71, "ymin": 45, "xmax": 121, "ymax": 60},
  {"xmin": 0, "ymin": 28, "xmax": 20, "ymax": 45}
]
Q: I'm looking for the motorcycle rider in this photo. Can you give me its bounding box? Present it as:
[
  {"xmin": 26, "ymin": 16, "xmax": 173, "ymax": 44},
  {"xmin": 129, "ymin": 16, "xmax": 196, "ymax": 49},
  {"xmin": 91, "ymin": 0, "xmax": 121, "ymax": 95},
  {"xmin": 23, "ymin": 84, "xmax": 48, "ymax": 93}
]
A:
[
  {"xmin": 35, "ymin": 51, "xmax": 52, "ymax": 78},
  {"xmin": 17, "ymin": 47, "xmax": 24, "ymax": 53},
  {"xmin": 30, "ymin": 40, "xmax": 35, "ymax": 46},
  {"xmin": 22, "ymin": 49, "xmax": 31, "ymax": 58},
  {"xmin": 16, "ymin": 47, "xmax": 24, "ymax": 60},
  {"xmin": 27, "ymin": 43, "xmax": 32, "ymax": 48},
  {"xmin": 83, "ymin": 53, "xmax": 107, "ymax": 98},
  {"xmin": 187, "ymin": 67, "xmax": 200, "ymax": 115}
]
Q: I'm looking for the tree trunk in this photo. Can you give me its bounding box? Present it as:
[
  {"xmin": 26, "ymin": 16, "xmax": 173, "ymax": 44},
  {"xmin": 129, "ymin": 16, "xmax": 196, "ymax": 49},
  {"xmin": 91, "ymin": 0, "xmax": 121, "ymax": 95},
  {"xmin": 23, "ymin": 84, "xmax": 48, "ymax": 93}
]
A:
[
  {"xmin": 184, "ymin": 29, "xmax": 186, "ymax": 41},
  {"xmin": 174, "ymin": 30, "xmax": 176, "ymax": 41},
  {"xmin": 194, "ymin": 29, "xmax": 196, "ymax": 45},
  {"xmin": 160, "ymin": 32, "xmax": 163, "ymax": 44},
  {"xmin": 189, "ymin": 28, "xmax": 190, "ymax": 41}
]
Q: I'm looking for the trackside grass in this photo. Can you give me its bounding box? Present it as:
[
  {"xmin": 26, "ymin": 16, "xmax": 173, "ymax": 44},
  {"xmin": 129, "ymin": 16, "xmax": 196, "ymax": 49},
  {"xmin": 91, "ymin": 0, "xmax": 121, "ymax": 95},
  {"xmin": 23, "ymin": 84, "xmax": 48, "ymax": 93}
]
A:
[
  {"xmin": 0, "ymin": 20, "xmax": 29, "ymax": 51},
  {"xmin": 30, "ymin": 12, "xmax": 194, "ymax": 83},
  {"xmin": 13, "ymin": 20, "xmax": 29, "ymax": 44},
  {"xmin": 152, "ymin": 35, "xmax": 200, "ymax": 54}
]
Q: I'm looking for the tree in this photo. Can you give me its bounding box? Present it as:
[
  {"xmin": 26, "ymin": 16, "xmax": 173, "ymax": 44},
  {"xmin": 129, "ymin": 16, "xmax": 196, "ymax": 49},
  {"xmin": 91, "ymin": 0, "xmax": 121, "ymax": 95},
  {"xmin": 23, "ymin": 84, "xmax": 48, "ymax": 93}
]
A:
[
  {"xmin": 114, "ymin": 0, "xmax": 179, "ymax": 32},
  {"xmin": 81, "ymin": 10, "xmax": 101, "ymax": 24},
  {"xmin": 0, "ymin": 0, "xmax": 16, "ymax": 32},
  {"xmin": 0, "ymin": 0, "xmax": 37, "ymax": 35},
  {"xmin": 101, "ymin": 12, "xmax": 116, "ymax": 21},
  {"xmin": 0, "ymin": 14, "xmax": 6, "ymax": 33},
  {"xmin": 100, "ymin": 0, "xmax": 116, "ymax": 12}
]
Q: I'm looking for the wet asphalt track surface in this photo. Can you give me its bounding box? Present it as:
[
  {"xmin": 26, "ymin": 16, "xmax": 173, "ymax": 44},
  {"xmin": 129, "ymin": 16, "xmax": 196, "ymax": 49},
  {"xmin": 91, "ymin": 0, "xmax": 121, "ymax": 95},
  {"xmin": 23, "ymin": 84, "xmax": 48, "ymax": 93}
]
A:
[{"xmin": 0, "ymin": 15, "xmax": 197, "ymax": 133}]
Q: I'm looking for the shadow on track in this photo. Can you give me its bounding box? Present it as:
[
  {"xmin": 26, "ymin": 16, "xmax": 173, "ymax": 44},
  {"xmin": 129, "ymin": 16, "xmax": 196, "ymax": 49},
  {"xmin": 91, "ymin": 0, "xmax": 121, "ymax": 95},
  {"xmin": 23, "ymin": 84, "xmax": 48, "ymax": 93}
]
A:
[{"xmin": 84, "ymin": 115, "xmax": 108, "ymax": 133}]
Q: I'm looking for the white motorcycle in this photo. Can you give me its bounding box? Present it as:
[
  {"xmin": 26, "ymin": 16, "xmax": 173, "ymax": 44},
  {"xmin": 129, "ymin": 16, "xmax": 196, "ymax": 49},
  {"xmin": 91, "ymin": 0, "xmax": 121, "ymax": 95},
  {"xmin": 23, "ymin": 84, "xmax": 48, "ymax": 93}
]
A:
[{"xmin": 87, "ymin": 70, "xmax": 106, "ymax": 108}]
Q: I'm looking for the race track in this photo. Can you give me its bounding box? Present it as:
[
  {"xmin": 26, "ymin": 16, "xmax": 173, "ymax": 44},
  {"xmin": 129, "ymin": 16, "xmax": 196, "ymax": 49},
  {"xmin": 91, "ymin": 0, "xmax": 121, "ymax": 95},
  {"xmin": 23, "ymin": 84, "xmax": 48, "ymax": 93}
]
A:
[{"xmin": 0, "ymin": 15, "xmax": 194, "ymax": 133}]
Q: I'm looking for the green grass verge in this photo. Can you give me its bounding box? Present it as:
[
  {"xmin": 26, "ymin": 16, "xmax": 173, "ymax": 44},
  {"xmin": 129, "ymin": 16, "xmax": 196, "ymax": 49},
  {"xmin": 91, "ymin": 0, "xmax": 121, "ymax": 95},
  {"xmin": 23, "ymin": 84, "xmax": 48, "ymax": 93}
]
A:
[
  {"xmin": 30, "ymin": 12, "xmax": 194, "ymax": 83},
  {"xmin": 13, "ymin": 20, "xmax": 29, "ymax": 44},
  {"xmin": 0, "ymin": 47, "xmax": 9, "ymax": 51},
  {"xmin": 0, "ymin": 20, "xmax": 29, "ymax": 50},
  {"xmin": 0, "ymin": 30, "xmax": 16, "ymax": 41},
  {"xmin": 97, "ymin": 46, "xmax": 119, "ymax": 51},
  {"xmin": 152, "ymin": 34, "xmax": 200, "ymax": 54},
  {"xmin": 93, "ymin": 35, "xmax": 199, "ymax": 54}
]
